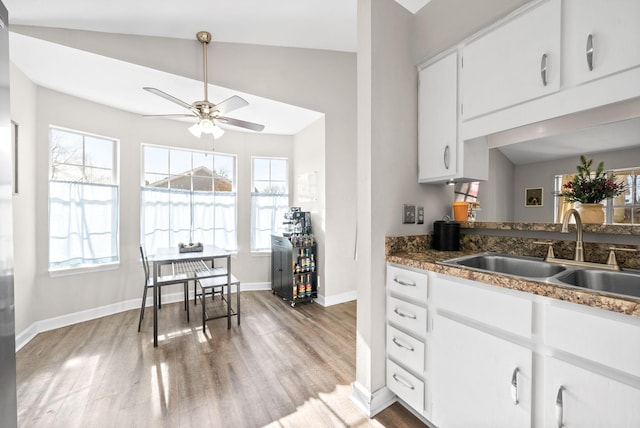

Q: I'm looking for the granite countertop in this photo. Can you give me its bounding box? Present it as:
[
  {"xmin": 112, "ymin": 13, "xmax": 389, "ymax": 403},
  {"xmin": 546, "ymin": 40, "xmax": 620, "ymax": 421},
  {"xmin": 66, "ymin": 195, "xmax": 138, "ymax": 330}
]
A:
[{"xmin": 387, "ymin": 249, "xmax": 640, "ymax": 317}]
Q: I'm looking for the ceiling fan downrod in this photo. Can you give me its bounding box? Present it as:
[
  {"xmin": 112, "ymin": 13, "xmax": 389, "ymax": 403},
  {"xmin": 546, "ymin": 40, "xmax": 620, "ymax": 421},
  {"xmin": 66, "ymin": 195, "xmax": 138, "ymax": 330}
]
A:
[{"xmin": 196, "ymin": 31, "xmax": 212, "ymax": 103}]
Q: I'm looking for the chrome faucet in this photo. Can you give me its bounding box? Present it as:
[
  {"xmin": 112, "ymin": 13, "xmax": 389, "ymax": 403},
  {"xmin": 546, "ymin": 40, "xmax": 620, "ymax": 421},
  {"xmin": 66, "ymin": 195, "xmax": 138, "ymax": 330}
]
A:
[{"xmin": 561, "ymin": 208, "xmax": 584, "ymax": 262}]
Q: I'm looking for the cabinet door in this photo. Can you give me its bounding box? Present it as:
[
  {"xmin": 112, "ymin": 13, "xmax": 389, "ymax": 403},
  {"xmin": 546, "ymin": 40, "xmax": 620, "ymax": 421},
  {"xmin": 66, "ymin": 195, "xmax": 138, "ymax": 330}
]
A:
[
  {"xmin": 461, "ymin": 0, "xmax": 561, "ymax": 120},
  {"xmin": 544, "ymin": 357, "xmax": 640, "ymax": 428},
  {"xmin": 418, "ymin": 51, "xmax": 458, "ymax": 182},
  {"xmin": 563, "ymin": 0, "xmax": 640, "ymax": 87},
  {"xmin": 432, "ymin": 315, "xmax": 532, "ymax": 428}
]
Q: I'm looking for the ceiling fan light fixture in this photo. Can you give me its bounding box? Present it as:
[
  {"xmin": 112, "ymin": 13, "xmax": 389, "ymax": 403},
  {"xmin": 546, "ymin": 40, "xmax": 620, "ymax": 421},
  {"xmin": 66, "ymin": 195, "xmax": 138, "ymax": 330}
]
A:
[
  {"xmin": 212, "ymin": 124, "xmax": 225, "ymax": 139},
  {"xmin": 188, "ymin": 122, "xmax": 203, "ymax": 138},
  {"xmin": 189, "ymin": 118, "xmax": 225, "ymax": 139}
]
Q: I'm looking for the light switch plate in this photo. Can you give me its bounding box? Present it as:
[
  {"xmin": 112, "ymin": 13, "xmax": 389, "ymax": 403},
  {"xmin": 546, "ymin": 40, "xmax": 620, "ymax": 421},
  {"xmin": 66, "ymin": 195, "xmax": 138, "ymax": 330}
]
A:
[
  {"xmin": 417, "ymin": 206, "xmax": 424, "ymax": 224},
  {"xmin": 403, "ymin": 204, "xmax": 416, "ymax": 224}
]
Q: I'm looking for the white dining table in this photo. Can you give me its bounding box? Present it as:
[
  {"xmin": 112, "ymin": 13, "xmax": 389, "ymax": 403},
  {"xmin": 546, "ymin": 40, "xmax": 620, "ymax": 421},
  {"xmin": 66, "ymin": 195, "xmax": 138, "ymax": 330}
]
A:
[{"xmin": 149, "ymin": 245, "xmax": 231, "ymax": 347}]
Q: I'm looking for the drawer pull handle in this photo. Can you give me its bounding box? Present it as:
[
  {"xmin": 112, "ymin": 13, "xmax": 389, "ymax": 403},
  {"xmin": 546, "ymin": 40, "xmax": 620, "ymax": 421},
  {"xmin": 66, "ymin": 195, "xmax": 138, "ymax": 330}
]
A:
[
  {"xmin": 392, "ymin": 373, "xmax": 415, "ymax": 390},
  {"xmin": 511, "ymin": 367, "xmax": 519, "ymax": 405},
  {"xmin": 392, "ymin": 337, "xmax": 415, "ymax": 352},
  {"xmin": 393, "ymin": 277, "xmax": 416, "ymax": 287},
  {"xmin": 393, "ymin": 308, "xmax": 417, "ymax": 320},
  {"xmin": 556, "ymin": 385, "xmax": 565, "ymax": 428}
]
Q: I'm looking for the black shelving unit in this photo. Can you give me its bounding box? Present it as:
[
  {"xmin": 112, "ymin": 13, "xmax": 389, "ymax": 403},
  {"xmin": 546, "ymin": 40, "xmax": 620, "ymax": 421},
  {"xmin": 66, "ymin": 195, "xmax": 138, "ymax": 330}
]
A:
[{"xmin": 271, "ymin": 234, "xmax": 317, "ymax": 307}]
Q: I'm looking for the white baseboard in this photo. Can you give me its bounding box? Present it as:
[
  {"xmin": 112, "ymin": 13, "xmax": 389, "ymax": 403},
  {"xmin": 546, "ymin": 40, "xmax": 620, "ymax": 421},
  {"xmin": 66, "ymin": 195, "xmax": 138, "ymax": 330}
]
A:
[
  {"xmin": 315, "ymin": 290, "xmax": 357, "ymax": 307},
  {"xmin": 350, "ymin": 381, "xmax": 397, "ymax": 418},
  {"xmin": 15, "ymin": 281, "xmax": 271, "ymax": 352}
]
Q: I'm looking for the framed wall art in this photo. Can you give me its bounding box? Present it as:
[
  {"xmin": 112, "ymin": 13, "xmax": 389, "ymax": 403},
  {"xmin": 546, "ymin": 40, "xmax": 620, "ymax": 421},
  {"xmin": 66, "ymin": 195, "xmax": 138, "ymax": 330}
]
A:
[{"xmin": 525, "ymin": 187, "xmax": 543, "ymax": 207}]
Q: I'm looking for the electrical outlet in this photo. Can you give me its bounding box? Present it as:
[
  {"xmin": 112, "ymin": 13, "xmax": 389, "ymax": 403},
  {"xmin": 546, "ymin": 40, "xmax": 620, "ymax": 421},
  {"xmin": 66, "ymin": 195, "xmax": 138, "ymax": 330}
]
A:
[
  {"xmin": 417, "ymin": 206, "xmax": 424, "ymax": 224},
  {"xmin": 403, "ymin": 204, "xmax": 416, "ymax": 224}
]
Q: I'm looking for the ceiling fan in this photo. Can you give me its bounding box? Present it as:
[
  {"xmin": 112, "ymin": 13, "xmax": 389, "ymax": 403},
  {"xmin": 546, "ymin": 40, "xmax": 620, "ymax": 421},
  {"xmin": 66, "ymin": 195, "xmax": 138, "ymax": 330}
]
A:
[{"xmin": 143, "ymin": 31, "xmax": 265, "ymax": 139}]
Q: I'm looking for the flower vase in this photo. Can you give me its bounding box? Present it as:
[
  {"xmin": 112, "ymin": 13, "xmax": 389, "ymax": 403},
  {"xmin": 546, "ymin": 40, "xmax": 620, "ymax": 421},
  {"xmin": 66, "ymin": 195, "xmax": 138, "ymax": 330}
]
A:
[{"xmin": 577, "ymin": 203, "xmax": 605, "ymax": 224}]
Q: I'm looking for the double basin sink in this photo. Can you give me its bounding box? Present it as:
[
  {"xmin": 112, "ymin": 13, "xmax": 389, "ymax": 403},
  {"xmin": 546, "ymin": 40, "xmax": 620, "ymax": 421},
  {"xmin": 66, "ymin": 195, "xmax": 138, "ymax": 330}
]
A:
[{"xmin": 440, "ymin": 253, "xmax": 640, "ymax": 299}]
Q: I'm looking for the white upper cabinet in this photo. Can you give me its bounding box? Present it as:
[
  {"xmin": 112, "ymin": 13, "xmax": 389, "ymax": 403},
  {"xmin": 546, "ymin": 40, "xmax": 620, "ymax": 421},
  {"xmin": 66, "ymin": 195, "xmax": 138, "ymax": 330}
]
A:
[
  {"xmin": 461, "ymin": 0, "xmax": 561, "ymax": 120},
  {"xmin": 418, "ymin": 51, "xmax": 458, "ymax": 182},
  {"xmin": 563, "ymin": 0, "xmax": 640, "ymax": 86},
  {"xmin": 418, "ymin": 51, "xmax": 488, "ymax": 184}
]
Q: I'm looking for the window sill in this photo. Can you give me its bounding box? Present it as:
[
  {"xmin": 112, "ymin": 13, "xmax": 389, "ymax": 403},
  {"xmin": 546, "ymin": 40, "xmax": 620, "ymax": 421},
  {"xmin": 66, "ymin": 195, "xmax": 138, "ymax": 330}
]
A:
[{"xmin": 49, "ymin": 262, "xmax": 120, "ymax": 278}]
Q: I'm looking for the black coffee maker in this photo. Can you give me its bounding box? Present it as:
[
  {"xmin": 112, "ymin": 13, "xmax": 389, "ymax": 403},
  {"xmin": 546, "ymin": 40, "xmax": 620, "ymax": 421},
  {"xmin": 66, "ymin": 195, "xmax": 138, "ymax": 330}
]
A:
[{"xmin": 283, "ymin": 207, "xmax": 312, "ymax": 236}]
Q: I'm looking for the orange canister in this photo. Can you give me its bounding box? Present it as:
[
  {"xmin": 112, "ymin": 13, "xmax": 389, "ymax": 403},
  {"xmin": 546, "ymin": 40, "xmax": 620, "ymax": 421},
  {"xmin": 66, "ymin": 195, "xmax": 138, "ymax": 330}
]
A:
[{"xmin": 452, "ymin": 202, "xmax": 469, "ymax": 222}]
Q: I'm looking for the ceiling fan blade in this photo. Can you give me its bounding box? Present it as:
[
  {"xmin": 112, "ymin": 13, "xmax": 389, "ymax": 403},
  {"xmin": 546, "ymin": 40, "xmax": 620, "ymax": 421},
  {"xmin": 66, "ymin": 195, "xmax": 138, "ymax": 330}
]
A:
[
  {"xmin": 143, "ymin": 87, "xmax": 193, "ymax": 110},
  {"xmin": 215, "ymin": 95, "xmax": 249, "ymax": 115},
  {"xmin": 217, "ymin": 116, "xmax": 265, "ymax": 132},
  {"xmin": 143, "ymin": 113, "xmax": 197, "ymax": 119}
]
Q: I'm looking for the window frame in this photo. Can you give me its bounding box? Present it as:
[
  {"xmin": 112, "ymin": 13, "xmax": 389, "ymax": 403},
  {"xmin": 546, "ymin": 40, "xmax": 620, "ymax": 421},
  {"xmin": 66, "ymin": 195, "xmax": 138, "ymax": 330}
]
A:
[
  {"xmin": 48, "ymin": 125, "xmax": 120, "ymax": 273},
  {"xmin": 250, "ymin": 156, "xmax": 290, "ymax": 252},
  {"xmin": 140, "ymin": 144, "xmax": 238, "ymax": 254}
]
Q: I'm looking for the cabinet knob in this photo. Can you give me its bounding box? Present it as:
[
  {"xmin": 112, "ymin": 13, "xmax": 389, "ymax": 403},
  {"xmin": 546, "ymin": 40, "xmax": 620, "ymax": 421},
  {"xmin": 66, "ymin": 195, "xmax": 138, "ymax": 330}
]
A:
[
  {"xmin": 586, "ymin": 34, "xmax": 594, "ymax": 71},
  {"xmin": 540, "ymin": 53, "xmax": 548, "ymax": 86}
]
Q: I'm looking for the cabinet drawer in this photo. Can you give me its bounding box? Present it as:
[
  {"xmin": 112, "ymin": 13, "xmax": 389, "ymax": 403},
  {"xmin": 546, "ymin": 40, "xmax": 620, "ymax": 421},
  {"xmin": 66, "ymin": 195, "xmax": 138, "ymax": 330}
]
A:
[
  {"xmin": 387, "ymin": 325, "xmax": 426, "ymax": 375},
  {"xmin": 387, "ymin": 265, "xmax": 428, "ymax": 302},
  {"xmin": 432, "ymin": 274, "xmax": 532, "ymax": 338},
  {"xmin": 387, "ymin": 359, "xmax": 425, "ymax": 413},
  {"xmin": 387, "ymin": 296, "xmax": 428, "ymax": 338},
  {"xmin": 545, "ymin": 304, "xmax": 640, "ymax": 377}
]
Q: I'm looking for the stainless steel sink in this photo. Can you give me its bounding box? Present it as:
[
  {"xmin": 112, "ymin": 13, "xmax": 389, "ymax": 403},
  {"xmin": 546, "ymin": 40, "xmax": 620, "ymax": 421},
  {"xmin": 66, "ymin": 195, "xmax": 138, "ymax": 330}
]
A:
[
  {"xmin": 553, "ymin": 269, "xmax": 640, "ymax": 299},
  {"xmin": 442, "ymin": 253, "xmax": 567, "ymax": 278}
]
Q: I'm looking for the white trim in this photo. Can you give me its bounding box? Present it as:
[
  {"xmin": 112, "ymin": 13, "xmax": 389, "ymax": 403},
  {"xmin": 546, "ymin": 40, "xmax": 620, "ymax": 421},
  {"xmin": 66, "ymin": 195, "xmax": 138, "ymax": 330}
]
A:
[
  {"xmin": 350, "ymin": 381, "xmax": 397, "ymax": 418},
  {"xmin": 15, "ymin": 282, "xmax": 270, "ymax": 352},
  {"xmin": 315, "ymin": 290, "xmax": 357, "ymax": 307}
]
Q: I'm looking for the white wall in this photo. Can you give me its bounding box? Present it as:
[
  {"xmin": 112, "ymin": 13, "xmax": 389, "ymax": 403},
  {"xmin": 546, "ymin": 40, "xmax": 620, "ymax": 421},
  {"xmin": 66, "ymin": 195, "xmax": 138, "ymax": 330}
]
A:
[
  {"xmin": 10, "ymin": 63, "xmax": 37, "ymax": 334},
  {"xmin": 477, "ymin": 148, "xmax": 516, "ymax": 221},
  {"xmin": 354, "ymin": 0, "xmax": 452, "ymax": 413},
  {"xmin": 512, "ymin": 146, "xmax": 640, "ymax": 222},
  {"xmin": 17, "ymin": 85, "xmax": 290, "ymax": 333},
  {"xmin": 9, "ymin": 26, "xmax": 358, "ymax": 341},
  {"xmin": 12, "ymin": 26, "xmax": 359, "ymax": 311}
]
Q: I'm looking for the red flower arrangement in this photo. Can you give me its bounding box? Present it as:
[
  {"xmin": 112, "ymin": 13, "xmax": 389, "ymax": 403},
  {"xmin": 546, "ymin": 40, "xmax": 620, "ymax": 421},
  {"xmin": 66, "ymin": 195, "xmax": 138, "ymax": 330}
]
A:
[{"xmin": 559, "ymin": 156, "xmax": 626, "ymax": 204}]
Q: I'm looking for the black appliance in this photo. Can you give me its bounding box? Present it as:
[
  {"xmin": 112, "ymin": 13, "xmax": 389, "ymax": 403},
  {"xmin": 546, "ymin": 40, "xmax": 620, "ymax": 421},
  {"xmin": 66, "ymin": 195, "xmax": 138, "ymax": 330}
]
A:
[
  {"xmin": 282, "ymin": 207, "xmax": 312, "ymax": 236},
  {"xmin": 432, "ymin": 219, "xmax": 460, "ymax": 251}
]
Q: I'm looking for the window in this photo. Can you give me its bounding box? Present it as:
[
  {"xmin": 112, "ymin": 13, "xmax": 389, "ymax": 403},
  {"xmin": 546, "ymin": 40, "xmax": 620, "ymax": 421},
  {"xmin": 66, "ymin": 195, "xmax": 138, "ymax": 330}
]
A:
[
  {"xmin": 48, "ymin": 127, "xmax": 119, "ymax": 270},
  {"xmin": 251, "ymin": 157, "xmax": 289, "ymax": 251},
  {"xmin": 608, "ymin": 167, "xmax": 639, "ymax": 224},
  {"xmin": 454, "ymin": 182, "xmax": 480, "ymax": 203},
  {"xmin": 554, "ymin": 167, "xmax": 640, "ymax": 224},
  {"xmin": 141, "ymin": 145, "xmax": 237, "ymax": 254}
]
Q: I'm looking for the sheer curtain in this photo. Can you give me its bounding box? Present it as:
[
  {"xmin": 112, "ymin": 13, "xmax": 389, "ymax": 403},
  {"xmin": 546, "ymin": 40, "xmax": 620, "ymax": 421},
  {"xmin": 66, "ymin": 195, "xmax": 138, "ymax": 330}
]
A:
[
  {"xmin": 251, "ymin": 193, "xmax": 289, "ymax": 251},
  {"xmin": 49, "ymin": 181, "xmax": 119, "ymax": 269},
  {"xmin": 141, "ymin": 187, "xmax": 237, "ymax": 254}
]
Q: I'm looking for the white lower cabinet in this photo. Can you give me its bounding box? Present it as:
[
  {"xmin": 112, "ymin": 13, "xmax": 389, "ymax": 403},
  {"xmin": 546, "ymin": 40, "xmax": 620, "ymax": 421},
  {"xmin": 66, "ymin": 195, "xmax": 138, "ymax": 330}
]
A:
[
  {"xmin": 544, "ymin": 357, "xmax": 640, "ymax": 428},
  {"xmin": 432, "ymin": 315, "xmax": 532, "ymax": 428},
  {"xmin": 386, "ymin": 264, "xmax": 430, "ymax": 418},
  {"xmin": 386, "ymin": 266, "xmax": 640, "ymax": 427}
]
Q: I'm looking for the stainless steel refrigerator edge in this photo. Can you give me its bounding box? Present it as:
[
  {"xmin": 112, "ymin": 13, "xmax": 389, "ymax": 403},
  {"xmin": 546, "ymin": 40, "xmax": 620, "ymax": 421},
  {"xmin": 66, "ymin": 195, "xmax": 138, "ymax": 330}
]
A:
[{"xmin": 0, "ymin": 1, "xmax": 17, "ymax": 426}]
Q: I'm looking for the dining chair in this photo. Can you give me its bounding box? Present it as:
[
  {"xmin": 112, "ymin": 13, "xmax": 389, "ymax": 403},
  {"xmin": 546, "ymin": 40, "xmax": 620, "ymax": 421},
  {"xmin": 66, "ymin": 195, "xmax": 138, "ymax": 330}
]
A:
[{"xmin": 138, "ymin": 245, "xmax": 190, "ymax": 332}]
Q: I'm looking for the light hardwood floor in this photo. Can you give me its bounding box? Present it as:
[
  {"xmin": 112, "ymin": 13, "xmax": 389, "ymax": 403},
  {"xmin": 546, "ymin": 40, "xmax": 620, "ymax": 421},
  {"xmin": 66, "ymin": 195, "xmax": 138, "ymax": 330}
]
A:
[{"xmin": 17, "ymin": 290, "xmax": 424, "ymax": 428}]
